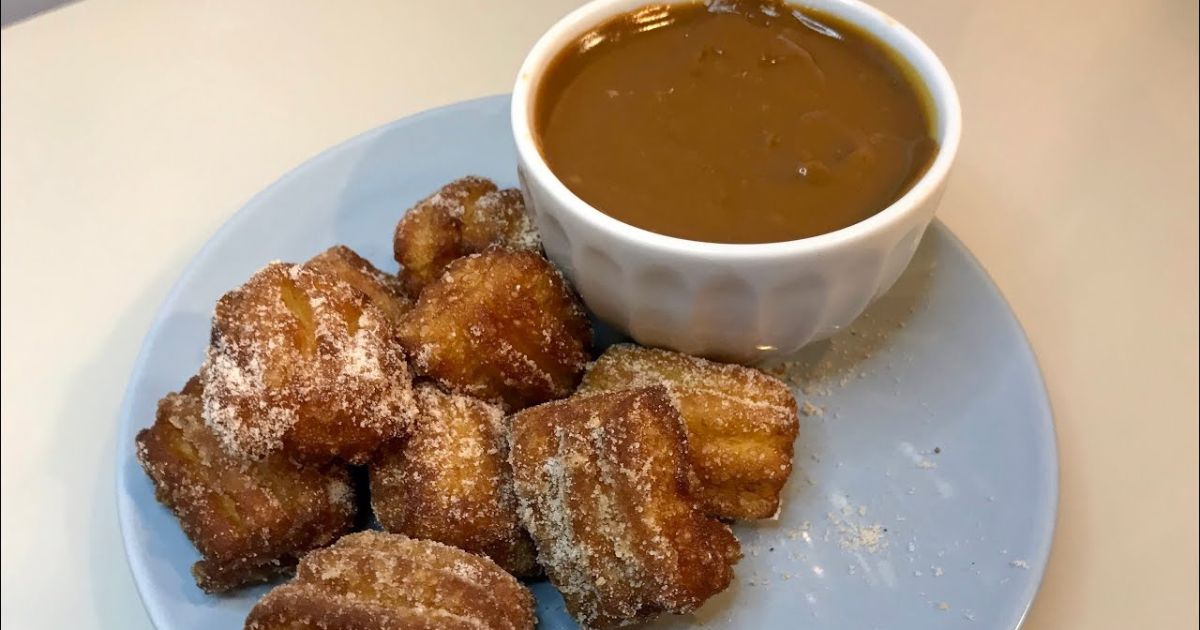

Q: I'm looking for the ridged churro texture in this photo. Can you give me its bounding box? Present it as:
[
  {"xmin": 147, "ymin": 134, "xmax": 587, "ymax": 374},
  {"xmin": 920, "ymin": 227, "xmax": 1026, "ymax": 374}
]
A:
[
  {"xmin": 509, "ymin": 386, "xmax": 741, "ymax": 628},
  {"xmin": 580, "ymin": 344, "xmax": 799, "ymax": 519}
]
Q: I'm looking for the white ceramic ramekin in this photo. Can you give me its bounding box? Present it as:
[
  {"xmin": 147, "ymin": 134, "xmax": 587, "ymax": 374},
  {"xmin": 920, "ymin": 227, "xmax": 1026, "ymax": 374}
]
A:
[{"xmin": 512, "ymin": 0, "xmax": 961, "ymax": 363}]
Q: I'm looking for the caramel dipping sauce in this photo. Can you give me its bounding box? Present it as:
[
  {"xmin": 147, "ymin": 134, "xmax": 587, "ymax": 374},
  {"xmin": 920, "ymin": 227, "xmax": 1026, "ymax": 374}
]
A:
[{"xmin": 534, "ymin": 0, "xmax": 938, "ymax": 244}]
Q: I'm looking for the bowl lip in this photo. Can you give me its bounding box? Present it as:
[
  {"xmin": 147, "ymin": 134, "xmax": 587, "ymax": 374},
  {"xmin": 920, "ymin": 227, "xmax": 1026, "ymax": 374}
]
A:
[{"xmin": 511, "ymin": 0, "xmax": 962, "ymax": 259}]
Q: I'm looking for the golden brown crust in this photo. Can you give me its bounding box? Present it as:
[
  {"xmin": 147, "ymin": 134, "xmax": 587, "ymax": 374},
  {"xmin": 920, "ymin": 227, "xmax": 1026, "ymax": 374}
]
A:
[
  {"xmin": 369, "ymin": 384, "xmax": 538, "ymax": 576},
  {"xmin": 399, "ymin": 249, "xmax": 591, "ymax": 411},
  {"xmin": 579, "ymin": 344, "xmax": 799, "ymax": 519},
  {"xmin": 200, "ymin": 256, "xmax": 415, "ymax": 464},
  {"xmin": 392, "ymin": 177, "xmax": 540, "ymax": 296},
  {"xmin": 460, "ymin": 187, "xmax": 539, "ymax": 253},
  {"xmin": 508, "ymin": 387, "xmax": 741, "ymax": 629},
  {"xmin": 135, "ymin": 379, "xmax": 356, "ymax": 593},
  {"xmin": 192, "ymin": 556, "xmax": 297, "ymax": 593},
  {"xmin": 305, "ymin": 245, "xmax": 412, "ymax": 327},
  {"xmin": 245, "ymin": 531, "xmax": 536, "ymax": 630},
  {"xmin": 393, "ymin": 184, "xmax": 480, "ymax": 296}
]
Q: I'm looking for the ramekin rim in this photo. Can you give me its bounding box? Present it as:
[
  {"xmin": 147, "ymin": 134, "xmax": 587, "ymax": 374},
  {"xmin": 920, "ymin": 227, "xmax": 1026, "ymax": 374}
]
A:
[{"xmin": 511, "ymin": 0, "xmax": 962, "ymax": 259}]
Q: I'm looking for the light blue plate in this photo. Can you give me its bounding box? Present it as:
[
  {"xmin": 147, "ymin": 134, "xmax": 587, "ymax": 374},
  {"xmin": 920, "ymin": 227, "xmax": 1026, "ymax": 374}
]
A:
[{"xmin": 115, "ymin": 95, "xmax": 1057, "ymax": 630}]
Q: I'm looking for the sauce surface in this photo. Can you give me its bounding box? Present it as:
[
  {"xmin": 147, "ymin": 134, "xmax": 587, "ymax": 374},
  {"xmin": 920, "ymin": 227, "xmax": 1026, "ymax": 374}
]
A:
[{"xmin": 535, "ymin": 0, "xmax": 938, "ymax": 244}]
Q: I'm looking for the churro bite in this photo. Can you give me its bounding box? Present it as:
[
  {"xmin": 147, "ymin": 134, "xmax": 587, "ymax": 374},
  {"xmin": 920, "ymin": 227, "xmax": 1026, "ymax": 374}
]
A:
[
  {"xmin": 136, "ymin": 377, "xmax": 356, "ymax": 593},
  {"xmin": 399, "ymin": 248, "xmax": 591, "ymax": 411},
  {"xmin": 460, "ymin": 187, "xmax": 538, "ymax": 253},
  {"xmin": 393, "ymin": 176, "xmax": 540, "ymax": 295},
  {"xmin": 244, "ymin": 531, "xmax": 536, "ymax": 630},
  {"xmin": 580, "ymin": 344, "xmax": 799, "ymax": 519},
  {"xmin": 369, "ymin": 383, "xmax": 537, "ymax": 576},
  {"xmin": 304, "ymin": 245, "xmax": 412, "ymax": 326},
  {"xmin": 509, "ymin": 386, "xmax": 741, "ymax": 629},
  {"xmin": 201, "ymin": 254, "xmax": 415, "ymax": 465}
]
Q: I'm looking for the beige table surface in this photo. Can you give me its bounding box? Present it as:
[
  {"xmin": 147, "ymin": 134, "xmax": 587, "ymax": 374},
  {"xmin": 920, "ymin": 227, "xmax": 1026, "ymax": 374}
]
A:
[{"xmin": 2, "ymin": 0, "xmax": 1197, "ymax": 628}]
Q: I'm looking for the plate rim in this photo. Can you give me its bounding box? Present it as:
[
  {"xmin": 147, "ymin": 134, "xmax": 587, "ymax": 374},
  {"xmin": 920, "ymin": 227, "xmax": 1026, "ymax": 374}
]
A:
[
  {"xmin": 922, "ymin": 223, "xmax": 1060, "ymax": 630},
  {"xmin": 113, "ymin": 93, "xmax": 1059, "ymax": 630}
]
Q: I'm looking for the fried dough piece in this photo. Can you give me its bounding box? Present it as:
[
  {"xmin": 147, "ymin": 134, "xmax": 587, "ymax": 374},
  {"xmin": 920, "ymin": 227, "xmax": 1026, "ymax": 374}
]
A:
[
  {"xmin": 579, "ymin": 344, "xmax": 799, "ymax": 519},
  {"xmin": 392, "ymin": 178, "xmax": 484, "ymax": 296},
  {"xmin": 201, "ymin": 258, "xmax": 415, "ymax": 464},
  {"xmin": 460, "ymin": 188, "xmax": 538, "ymax": 252},
  {"xmin": 369, "ymin": 383, "xmax": 537, "ymax": 576},
  {"xmin": 305, "ymin": 245, "xmax": 412, "ymax": 326},
  {"xmin": 509, "ymin": 387, "xmax": 741, "ymax": 629},
  {"xmin": 245, "ymin": 531, "xmax": 535, "ymax": 630},
  {"xmin": 392, "ymin": 177, "xmax": 540, "ymax": 295},
  {"xmin": 136, "ymin": 377, "xmax": 356, "ymax": 593},
  {"xmin": 399, "ymin": 249, "xmax": 591, "ymax": 410}
]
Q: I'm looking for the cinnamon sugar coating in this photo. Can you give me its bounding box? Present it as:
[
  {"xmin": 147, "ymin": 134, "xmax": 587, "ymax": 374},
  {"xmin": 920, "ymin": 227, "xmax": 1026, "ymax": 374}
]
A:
[
  {"xmin": 244, "ymin": 531, "xmax": 535, "ymax": 630},
  {"xmin": 399, "ymin": 249, "xmax": 590, "ymax": 411},
  {"xmin": 508, "ymin": 387, "xmax": 741, "ymax": 629},
  {"xmin": 393, "ymin": 176, "xmax": 540, "ymax": 296},
  {"xmin": 580, "ymin": 344, "xmax": 799, "ymax": 519},
  {"xmin": 369, "ymin": 383, "xmax": 538, "ymax": 576},
  {"xmin": 136, "ymin": 377, "xmax": 356, "ymax": 593},
  {"xmin": 201, "ymin": 251, "xmax": 415, "ymax": 464},
  {"xmin": 305, "ymin": 245, "xmax": 412, "ymax": 327}
]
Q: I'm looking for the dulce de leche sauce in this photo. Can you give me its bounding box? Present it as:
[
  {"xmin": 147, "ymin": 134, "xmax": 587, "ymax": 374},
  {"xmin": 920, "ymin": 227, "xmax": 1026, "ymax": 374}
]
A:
[{"xmin": 535, "ymin": 0, "xmax": 938, "ymax": 244}]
